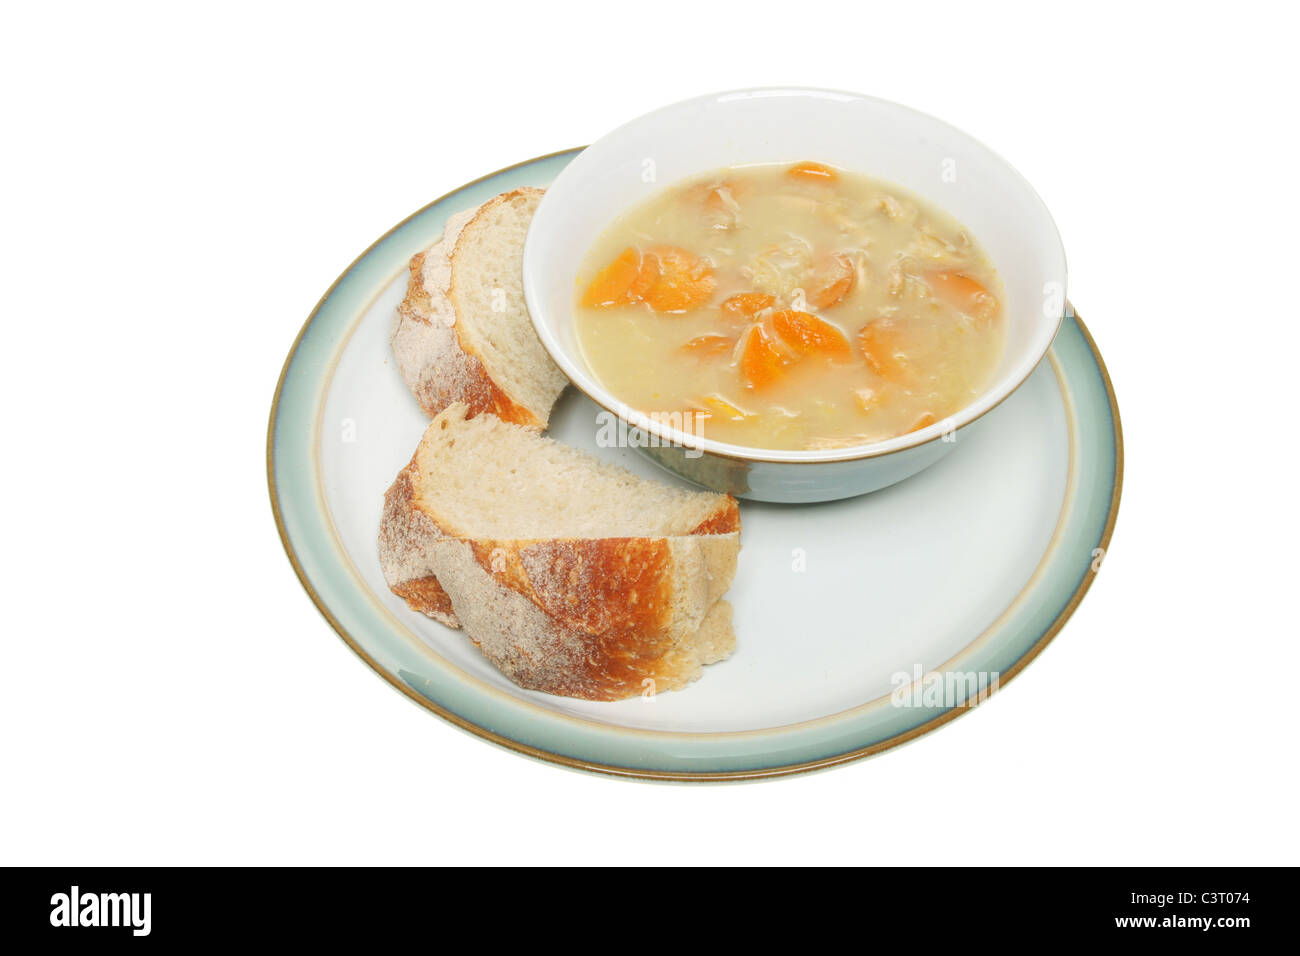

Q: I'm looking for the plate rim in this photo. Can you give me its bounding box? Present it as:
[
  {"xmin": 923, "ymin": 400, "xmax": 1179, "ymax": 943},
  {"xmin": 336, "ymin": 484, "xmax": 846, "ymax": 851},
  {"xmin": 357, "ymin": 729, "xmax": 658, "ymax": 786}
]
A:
[{"xmin": 267, "ymin": 150, "xmax": 1123, "ymax": 781}]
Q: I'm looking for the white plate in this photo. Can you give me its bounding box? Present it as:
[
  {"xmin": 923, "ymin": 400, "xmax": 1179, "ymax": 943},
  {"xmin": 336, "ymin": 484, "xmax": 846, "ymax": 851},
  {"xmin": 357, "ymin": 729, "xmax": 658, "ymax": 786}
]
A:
[{"xmin": 270, "ymin": 150, "xmax": 1123, "ymax": 778}]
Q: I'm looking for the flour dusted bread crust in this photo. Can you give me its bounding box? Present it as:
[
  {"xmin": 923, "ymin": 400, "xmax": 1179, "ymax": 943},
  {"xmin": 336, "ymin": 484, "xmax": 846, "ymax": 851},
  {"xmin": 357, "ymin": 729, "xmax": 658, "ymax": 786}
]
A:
[
  {"xmin": 391, "ymin": 187, "xmax": 568, "ymax": 428},
  {"xmin": 379, "ymin": 404, "xmax": 741, "ymax": 700}
]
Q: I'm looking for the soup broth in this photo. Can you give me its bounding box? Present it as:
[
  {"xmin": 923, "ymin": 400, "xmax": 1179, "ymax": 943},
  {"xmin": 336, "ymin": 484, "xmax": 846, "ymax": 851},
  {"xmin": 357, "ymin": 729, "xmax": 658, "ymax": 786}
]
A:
[{"xmin": 574, "ymin": 162, "xmax": 1006, "ymax": 451}]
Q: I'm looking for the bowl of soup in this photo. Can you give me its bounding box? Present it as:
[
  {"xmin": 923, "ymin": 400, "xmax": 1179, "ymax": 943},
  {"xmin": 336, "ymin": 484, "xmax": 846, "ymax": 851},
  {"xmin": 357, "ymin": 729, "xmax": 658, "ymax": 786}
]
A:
[{"xmin": 523, "ymin": 88, "xmax": 1067, "ymax": 503}]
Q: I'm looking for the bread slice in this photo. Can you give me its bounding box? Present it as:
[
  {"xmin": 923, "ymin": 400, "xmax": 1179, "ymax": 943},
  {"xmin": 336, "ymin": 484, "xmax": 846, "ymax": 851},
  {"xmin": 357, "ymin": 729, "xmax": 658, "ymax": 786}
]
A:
[
  {"xmin": 379, "ymin": 404, "xmax": 741, "ymax": 700},
  {"xmin": 390, "ymin": 187, "xmax": 568, "ymax": 428}
]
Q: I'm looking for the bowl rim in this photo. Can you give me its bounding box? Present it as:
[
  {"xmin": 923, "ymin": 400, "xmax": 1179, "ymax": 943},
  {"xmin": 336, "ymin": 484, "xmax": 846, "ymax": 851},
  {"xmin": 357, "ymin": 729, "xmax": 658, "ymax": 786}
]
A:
[{"xmin": 523, "ymin": 86, "xmax": 1067, "ymax": 465}]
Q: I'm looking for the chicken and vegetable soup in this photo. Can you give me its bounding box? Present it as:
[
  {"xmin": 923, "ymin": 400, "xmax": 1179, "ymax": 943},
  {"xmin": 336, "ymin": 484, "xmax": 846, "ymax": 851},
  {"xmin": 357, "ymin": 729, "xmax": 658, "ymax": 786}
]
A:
[{"xmin": 574, "ymin": 162, "xmax": 1006, "ymax": 451}]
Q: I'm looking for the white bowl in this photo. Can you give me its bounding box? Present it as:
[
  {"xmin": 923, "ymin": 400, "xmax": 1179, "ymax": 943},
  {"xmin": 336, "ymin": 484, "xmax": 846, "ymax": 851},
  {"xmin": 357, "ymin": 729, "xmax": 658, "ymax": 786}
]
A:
[{"xmin": 523, "ymin": 87, "xmax": 1067, "ymax": 502}]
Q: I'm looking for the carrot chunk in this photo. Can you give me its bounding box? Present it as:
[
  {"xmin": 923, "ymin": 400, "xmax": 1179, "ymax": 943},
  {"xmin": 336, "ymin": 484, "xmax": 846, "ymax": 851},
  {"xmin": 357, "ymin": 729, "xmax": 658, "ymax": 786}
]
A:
[
  {"xmin": 642, "ymin": 246, "xmax": 716, "ymax": 313},
  {"xmin": 808, "ymin": 253, "xmax": 855, "ymax": 309},
  {"xmin": 772, "ymin": 309, "xmax": 852, "ymax": 358},
  {"xmin": 679, "ymin": 334, "xmax": 736, "ymax": 358},
  {"xmin": 786, "ymin": 161, "xmax": 838, "ymax": 183},
  {"xmin": 927, "ymin": 271, "xmax": 998, "ymax": 322},
  {"xmin": 697, "ymin": 393, "xmax": 753, "ymax": 421},
  {"xmin": 908, "ymin": 411, "xmax": 938, "ymax": 433},
  {"xmin": 720, "ymin": 292, "xmax": 776, "ymax": 319},
  {"xmin": 626, "ymin": 251, "xmax": 659, "ymax": 302},
  {"xmin": 581, "ymin": 248, "xmax": 635, "ymax": 308},
  {"xmin": 740, "ymin": 325, "xmax": 791, "ymax": 389}
]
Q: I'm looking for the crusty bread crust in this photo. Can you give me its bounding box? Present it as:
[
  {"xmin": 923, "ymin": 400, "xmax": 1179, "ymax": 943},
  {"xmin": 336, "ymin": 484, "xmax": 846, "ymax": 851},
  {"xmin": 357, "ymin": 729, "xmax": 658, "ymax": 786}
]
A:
[
  {"xmin": 378, "ymin": 461, "xmax": 459, "ymax": 627},
  {"xmin": 377, "ymin": 411, "xmax": 742, "ymax": 700},
  {"xmin": 390, "ymin": 187, "xmax": 559, "ymax": 428},
  {"xmin": 428, "ymin": 538, "xmax": 737, "ymax": 700}
]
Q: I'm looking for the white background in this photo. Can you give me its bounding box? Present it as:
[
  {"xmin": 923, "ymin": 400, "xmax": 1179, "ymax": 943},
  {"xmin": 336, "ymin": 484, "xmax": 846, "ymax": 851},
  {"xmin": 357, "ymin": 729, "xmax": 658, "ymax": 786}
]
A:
[{"xmin": 3, "ymin": 2, "xmax": 1296, "ymax": 865}]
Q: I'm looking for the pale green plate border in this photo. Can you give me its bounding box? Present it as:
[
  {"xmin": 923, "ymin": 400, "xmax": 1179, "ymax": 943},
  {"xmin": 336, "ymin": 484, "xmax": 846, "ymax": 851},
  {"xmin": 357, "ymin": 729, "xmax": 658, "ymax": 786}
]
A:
[{"xmin": 267, "ymin": 148, "xmax": 1123, "ymax": 781}]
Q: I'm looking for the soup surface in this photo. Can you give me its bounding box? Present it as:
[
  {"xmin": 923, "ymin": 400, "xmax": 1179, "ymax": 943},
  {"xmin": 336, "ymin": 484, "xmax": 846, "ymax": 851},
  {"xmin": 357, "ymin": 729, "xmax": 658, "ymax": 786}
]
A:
[{"xmin": 574, "ymin": 162, "xmax": 1006, "ymax": 451}]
